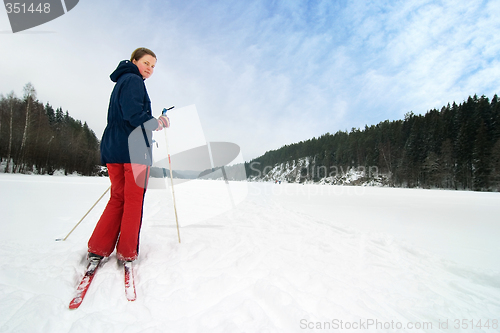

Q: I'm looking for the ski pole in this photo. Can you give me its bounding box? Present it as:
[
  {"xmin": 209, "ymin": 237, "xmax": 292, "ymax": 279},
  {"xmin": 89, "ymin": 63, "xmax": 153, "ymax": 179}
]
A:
[
  {"xmin": 162, "ymin": 106, "xmax": 181, "ymax": 243},
  {"xmin": 56, "ymin": 185, "xmax": 111, "ymax": 241}
]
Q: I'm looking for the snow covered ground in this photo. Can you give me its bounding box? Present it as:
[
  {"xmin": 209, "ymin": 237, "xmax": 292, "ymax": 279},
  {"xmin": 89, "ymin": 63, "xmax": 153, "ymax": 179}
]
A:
[{"xmin": 0, "ymin": 173, "xmax": 499, "ymax": 332}]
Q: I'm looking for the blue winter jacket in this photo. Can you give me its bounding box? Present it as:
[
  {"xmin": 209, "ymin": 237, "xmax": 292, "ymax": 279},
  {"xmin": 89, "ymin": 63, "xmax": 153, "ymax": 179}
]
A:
[{"xmin": 100, "ymin": 60, "xmax": 158, "ymax": 166}]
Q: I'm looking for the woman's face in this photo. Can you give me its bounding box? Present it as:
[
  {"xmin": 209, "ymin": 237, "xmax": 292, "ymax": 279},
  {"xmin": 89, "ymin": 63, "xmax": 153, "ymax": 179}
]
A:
[{"xmin": 133, "ymin": 54, "xmax": 156, "ymax": 79}]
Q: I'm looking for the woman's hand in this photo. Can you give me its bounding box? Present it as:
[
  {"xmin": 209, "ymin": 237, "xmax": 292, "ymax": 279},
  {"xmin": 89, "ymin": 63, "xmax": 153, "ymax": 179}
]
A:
[{"xmin": 156, "ymin": 115, "xmax": 170, "ymax": 131}]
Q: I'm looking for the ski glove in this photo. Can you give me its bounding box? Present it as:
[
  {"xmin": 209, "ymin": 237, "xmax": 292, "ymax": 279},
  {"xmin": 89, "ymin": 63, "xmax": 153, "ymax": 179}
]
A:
[{"xmin": 156, "ymin": 115, "xmax": 170, "ymax": 131}]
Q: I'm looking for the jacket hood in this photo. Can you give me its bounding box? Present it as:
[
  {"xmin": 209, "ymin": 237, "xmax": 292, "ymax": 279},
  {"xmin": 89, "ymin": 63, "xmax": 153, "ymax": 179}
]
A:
[{"xmin": 110, "ymin": 60, "xmax": 142, "ymax": 82}]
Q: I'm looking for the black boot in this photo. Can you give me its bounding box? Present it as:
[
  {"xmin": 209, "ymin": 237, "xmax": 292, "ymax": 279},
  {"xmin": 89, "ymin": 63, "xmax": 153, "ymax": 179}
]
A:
[{"xmin": 88, "ymin": 252, "xmax": 103, "ymax": 264}]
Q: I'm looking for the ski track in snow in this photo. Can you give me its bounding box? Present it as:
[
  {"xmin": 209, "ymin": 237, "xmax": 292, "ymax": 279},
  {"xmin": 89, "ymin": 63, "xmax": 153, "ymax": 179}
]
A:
[{"xmin": 0, "ymin": 174, "xmax": 499, "ymax": 332}]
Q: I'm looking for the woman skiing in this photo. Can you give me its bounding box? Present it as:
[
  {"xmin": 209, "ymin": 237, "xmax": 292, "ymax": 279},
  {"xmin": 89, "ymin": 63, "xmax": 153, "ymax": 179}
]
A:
[{"xmin": 87, "ymin": 47, "xmax": 170, "ymax": 263}]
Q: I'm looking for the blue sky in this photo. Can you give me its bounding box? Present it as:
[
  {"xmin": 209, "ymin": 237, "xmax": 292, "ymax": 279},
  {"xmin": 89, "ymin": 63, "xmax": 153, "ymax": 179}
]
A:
[{"xmin": 1, "ymin": 0, "xmax": 500, "ymax": 160}]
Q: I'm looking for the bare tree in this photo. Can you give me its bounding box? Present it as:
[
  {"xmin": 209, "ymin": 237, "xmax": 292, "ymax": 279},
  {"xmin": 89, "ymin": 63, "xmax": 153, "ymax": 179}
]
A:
[
  {"xmin": 4, "ymin": 92, "xmax": 16, "ymax": 173},
  {"xmin": 16, "ymin": 83, "xmax": 36, "ymax": 173}
]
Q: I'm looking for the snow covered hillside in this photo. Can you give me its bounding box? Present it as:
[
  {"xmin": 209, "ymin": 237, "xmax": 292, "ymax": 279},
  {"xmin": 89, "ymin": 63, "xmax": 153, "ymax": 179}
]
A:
[
  {"xmin": 248, "ymin": 157, "xmax": 391, "ymax": 187},
  {"xmin": 0, "ymin": 174, "xmax": 499, "ymax": 332}
]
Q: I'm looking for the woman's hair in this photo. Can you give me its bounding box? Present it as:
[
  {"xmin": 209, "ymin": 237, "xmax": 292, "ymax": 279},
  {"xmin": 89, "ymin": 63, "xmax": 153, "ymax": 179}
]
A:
[{"xmin": 130, "ymin": 47, "xmax": 157, "ymax": 62}]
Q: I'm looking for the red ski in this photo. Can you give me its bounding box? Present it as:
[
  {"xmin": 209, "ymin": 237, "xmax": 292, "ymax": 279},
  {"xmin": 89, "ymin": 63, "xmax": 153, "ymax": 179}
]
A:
[
  {"xmin": 124, "ymin": 261, "xmax": 136, "ymax": 301},
  {"xmin": 69, "ymin": 259, "xmax": 101, "ymax": 309}
]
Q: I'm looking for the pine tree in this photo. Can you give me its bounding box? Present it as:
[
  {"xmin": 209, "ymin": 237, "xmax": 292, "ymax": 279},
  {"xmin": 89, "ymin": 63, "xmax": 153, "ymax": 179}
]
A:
[
  {"xmin": 473, "ymin": 120, "xmax": 490, "ymax": 190},
  {"xmin": 490, "ymin": 139, "xmax": 500, "ymax": 190},
  {"xmin": 45, "ymin": 103, "xmax": 55, "ymax": 124}
]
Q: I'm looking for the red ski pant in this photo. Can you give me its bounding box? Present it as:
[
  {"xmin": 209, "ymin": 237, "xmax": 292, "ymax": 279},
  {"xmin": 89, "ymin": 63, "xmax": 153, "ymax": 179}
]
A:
[{"xmin": 88, "ymin": 163, "xmax": 150, "ymax": 261}]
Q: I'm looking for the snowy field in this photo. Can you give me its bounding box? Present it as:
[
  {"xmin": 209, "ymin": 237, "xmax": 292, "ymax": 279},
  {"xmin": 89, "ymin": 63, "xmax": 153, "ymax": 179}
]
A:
[{"xmin": 0, "ymin": 173, "xmax": 499, "ymax": 333}]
